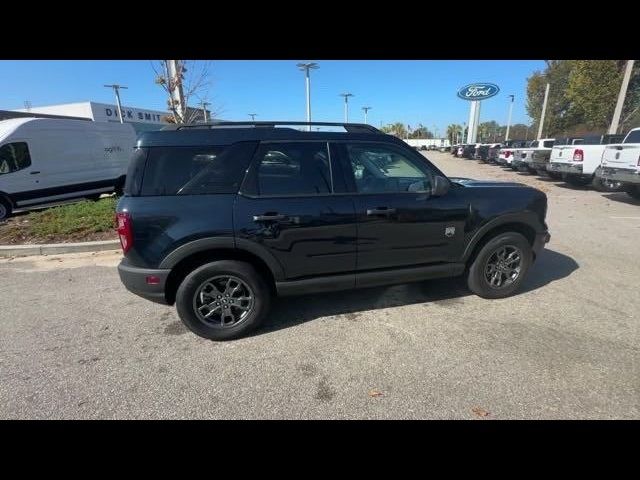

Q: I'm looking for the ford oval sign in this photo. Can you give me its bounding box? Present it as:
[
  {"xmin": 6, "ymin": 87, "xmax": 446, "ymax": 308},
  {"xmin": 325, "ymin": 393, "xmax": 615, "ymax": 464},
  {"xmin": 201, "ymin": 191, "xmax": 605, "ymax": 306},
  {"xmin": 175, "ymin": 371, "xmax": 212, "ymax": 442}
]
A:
[{"xmin": 457, "ymin": 83, "xmax": 500, "ymax": 101}]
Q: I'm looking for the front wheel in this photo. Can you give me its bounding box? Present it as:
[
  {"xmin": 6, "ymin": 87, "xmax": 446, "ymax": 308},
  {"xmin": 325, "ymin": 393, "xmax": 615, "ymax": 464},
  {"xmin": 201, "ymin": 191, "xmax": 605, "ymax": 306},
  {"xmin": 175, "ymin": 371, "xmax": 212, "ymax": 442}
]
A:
[
  {"xmin": 175, "ymin": 260, "xmax": 272, "ymax": 341},
  {"xmin": 0, "ymin": 197, "xmax": 12, "ymax": 221},
  {"xmin": 467, "ymin": 232, "xmax": 533, "ymax": 299}
]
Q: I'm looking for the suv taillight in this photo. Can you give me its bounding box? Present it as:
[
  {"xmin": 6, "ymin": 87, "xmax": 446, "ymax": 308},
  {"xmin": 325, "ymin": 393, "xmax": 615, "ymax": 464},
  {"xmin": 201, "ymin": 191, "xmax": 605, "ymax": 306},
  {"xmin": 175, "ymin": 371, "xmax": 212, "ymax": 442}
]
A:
[
  {"xmin": 505, "ymin": 150, "xmax": 512, "ymax": 158},
  {"xmin": 116, "ymin": 212, "xmax": 133, "ymax": 254},
  {"xmin": 573, "ymin": 149, "xmax": 584, "ymax": 162}
]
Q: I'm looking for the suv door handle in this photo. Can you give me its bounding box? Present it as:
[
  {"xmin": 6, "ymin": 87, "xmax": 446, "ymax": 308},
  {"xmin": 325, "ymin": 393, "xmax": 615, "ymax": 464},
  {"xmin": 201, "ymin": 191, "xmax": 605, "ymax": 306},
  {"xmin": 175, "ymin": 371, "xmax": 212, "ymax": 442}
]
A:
[
  {"xmin": 366, "ymin": 208, "xmax": 396, "ymax": 216},
  {"xmin": 30, "ymin": 171, "xmax": 41, "ymax": 175},
  {"xmin": 253, "ymin": 214, "xmax": 287, "ymax": 222}
]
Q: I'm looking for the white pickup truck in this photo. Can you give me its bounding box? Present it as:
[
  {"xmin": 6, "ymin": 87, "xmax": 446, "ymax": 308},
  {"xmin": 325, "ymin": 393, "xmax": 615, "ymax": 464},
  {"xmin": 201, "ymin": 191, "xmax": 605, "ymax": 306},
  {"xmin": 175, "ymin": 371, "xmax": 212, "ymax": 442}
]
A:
[
  {"xmin": 547, "ymin": 133, "xmax": 625, "ymax": 191},
  {"xmin": 597, "ymin": 128, "xmax": 640, "ymax": 199},
  {"xmin": 512, "ymin": 138, "xmax": 555, "ymax": 172},
  {"xmin": 497, "ymin": 140, "xmax": 529, "ymax": 167}
]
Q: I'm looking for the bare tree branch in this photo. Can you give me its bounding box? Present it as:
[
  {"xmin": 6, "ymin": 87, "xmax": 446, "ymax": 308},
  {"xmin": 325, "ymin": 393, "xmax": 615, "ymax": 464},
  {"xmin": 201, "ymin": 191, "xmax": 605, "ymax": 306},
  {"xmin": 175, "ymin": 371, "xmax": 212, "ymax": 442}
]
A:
[{"xmin": 152, "ymin": 60, "xmax": 213, "ymax": 124}]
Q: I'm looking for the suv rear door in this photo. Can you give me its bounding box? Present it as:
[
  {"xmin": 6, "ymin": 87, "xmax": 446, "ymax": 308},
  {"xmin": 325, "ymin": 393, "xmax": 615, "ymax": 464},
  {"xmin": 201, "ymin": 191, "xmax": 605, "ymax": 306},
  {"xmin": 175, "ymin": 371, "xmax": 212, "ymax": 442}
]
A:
[
  {"xmin": 334, "ymin": 141, "xmax": 468, "ymax": 274},
  {"xmin": 235, "ymin": 141, "xmax": 357, "ymax": 283}
]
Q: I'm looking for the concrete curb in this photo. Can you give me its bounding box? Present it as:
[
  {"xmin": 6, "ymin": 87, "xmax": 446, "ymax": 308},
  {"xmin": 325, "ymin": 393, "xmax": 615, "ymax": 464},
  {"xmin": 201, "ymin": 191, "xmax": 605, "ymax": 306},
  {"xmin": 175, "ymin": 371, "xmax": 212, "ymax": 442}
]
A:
[{"xmin": 0, "ymin": 240, "xmax": 120, "ymax": 257}]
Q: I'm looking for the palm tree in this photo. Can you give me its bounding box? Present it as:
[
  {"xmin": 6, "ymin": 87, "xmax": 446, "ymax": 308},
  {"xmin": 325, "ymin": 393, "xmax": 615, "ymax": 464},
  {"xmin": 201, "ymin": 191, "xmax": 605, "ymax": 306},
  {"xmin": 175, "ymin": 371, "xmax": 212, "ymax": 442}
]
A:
[
  {"xmin": 446, "ymin": 124, "xmax": 462, "ymax": 144},
  {"xmin": 391, "ymin": 122, "xmax": 407, "ymax": 139}
]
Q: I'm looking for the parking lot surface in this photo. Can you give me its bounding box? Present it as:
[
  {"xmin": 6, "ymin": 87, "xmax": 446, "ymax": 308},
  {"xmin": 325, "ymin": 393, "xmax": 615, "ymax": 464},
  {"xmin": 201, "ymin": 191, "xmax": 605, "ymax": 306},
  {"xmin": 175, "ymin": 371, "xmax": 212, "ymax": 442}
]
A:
[{"xmin": 1, "ymin": 152, "xmax": 638, "ymax": 419}]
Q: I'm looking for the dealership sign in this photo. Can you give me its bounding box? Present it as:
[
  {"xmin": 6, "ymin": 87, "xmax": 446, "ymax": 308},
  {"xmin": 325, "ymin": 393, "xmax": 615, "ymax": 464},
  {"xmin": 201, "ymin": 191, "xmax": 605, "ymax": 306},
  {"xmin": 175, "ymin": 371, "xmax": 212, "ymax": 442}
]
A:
[{"xmin": 457, "ymin": 83, "xmax": 500, "ymax": 101}]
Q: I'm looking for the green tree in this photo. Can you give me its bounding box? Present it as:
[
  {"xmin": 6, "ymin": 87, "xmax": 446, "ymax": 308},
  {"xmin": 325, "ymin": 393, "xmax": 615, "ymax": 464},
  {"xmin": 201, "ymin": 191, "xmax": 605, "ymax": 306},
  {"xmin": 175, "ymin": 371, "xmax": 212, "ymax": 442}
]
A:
[
  {"xmin": 446, "ymin": 123, "xmax": 463, "ymax": 143},
  {"xmin": 409, "ymin": 123, "xmax": 433, "ymax": 139},
  {"xmin": 526, "ymin": 60, "xmax": 579, "ymax": 137},
  {"xmin": 381, "ymin": 122, "xmax": 407, "ymax": 138},
  {"xmin": 566, "ymin": 60, "xmax": 623, "ymax": 131}
]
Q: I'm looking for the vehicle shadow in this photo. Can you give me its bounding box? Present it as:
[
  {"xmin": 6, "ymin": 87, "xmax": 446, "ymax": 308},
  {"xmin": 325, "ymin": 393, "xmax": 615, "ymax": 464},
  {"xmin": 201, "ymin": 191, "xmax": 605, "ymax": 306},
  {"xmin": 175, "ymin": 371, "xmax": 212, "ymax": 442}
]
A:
[
  {"xmin": 553, "ymin": 182, "xmax": 591, "ymax": 191},
  {"xmin": 256, "ymin": 248, "xmax": 579, "ymax": 336},
  {"xmin": 601, "ymin": 192, "xmax": 640, "ymax": 206}
]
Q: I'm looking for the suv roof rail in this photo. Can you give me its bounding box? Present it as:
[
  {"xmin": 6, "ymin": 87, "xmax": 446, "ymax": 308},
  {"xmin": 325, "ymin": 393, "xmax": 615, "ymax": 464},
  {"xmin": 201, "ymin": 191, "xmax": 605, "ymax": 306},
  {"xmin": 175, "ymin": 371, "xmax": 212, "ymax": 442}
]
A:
[{"xmin": 164, "ymin": 121, "xmax": 382, "ymax": 134}]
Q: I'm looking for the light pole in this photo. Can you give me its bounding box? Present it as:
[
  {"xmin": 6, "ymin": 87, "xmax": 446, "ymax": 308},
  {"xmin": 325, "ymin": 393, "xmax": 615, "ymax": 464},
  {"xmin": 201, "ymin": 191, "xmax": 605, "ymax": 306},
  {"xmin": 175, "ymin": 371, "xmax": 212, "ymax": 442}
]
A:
[
  {"xmin": 248, "ymin": 113, "xmax": 257, "ymax": 121},
  {"xmin": 362, "ymin": 106, "xmax": 372, "ymax": 124},
  {"xmin": 297, "ymin": 62, "xmax": 319, "ymax": 131},
  {"xmin": 199, "ymin": 100, "xmax": 211, "ymax": 122},
  {"xmin": 104, "ymin": 84, "xmax": 128, "ymax": 124},
  {"xmin": 609, "ymin": 60, "xmax": 635, "ymax": 134},
  {"xmin": 505, "ymin": 94, "xmax": 514, "ymax": 141},
  {"xmin": 339, "ymin": 93, "xmax": 354, "ymax": 122},
  {"xmin": 537, "ymin": 83, "xmax": 550, "ymax": 140}
]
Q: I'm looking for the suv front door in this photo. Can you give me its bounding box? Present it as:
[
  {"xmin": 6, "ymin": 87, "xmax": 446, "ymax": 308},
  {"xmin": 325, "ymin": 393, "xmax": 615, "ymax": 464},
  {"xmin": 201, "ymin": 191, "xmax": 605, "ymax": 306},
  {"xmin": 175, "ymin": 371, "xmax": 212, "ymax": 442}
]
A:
[
  {"xmin": 335, "ymin": 141, "xmax": 468, "ymax": 272},
  {"xmin": 235, "ymin": 141, "xmax": 357, "ymax": 285}
]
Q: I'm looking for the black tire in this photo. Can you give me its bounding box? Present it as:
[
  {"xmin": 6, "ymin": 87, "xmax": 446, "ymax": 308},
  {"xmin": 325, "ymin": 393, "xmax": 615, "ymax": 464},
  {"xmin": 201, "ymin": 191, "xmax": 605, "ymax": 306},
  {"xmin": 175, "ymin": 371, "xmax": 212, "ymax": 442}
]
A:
[
  {"xmin": 626, "ymin": 185, "xmax": 640, "ymax": 200},
  {"xmin": 175, "ymin": 260, "xmax": 271, "ymax": 341},
  {"xmin": 565, "ymin": 175, "xmax": 591, "ymax": 187},
  {"xmin": 547, "ymin": 171, "xmax": 562, "ymax": 180},
  {"xmin": 114, "ymin": 176, "xmax": 126, "ymax": 196},
  {"xmin": 0, "ymin": 196, "xmax": 12, "ymax": 221},
  {"xmin": 467, "ymin": 232, "xmax": 533, "ymax": 299},
  {"xmin": 591, "ymin": 173, "xmax": 623, "ymax": 192}
]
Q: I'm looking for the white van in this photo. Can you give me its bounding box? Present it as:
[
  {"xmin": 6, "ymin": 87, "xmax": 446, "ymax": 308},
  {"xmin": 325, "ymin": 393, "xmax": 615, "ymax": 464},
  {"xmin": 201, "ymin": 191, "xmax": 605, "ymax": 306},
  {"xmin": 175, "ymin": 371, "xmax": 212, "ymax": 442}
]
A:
[{"xmin": 0, "ymin": 118, "xmax": 137, "ymax": 220}]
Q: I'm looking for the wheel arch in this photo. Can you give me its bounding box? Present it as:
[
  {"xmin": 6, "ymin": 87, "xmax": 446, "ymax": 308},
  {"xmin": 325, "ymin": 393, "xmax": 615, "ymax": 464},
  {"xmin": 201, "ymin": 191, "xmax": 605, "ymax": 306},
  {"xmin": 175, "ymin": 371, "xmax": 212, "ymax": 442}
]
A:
[
  {"xmin": 463, "ymin": 216, "xmax": 539, "ymax": 267},
  {"xmin": 0, "ymin": 191, "xmax": 15, "ymax": 207},
  {"xmin": 161, "ymin": 239, "xmax": 283, "ymax": 305}
]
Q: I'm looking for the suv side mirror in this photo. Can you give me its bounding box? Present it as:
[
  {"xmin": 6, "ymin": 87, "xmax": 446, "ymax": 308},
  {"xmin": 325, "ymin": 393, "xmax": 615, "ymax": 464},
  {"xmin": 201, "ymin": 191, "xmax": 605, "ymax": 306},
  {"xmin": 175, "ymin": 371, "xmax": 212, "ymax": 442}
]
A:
[{"xmin": 431, "ymin": 175, "xmax": 450, "ymax": 197}]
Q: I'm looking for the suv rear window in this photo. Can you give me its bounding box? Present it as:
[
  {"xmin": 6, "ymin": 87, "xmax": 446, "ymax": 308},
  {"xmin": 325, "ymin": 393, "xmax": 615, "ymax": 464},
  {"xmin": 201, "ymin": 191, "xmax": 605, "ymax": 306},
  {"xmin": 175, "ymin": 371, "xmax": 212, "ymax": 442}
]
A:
[
  {"xmin": 139, "ymin": 142, "xmax": 257, "ymax": 196},
  {"xmin": 245, "ymin": 142, "xmax": 332, "ymax": 196}
]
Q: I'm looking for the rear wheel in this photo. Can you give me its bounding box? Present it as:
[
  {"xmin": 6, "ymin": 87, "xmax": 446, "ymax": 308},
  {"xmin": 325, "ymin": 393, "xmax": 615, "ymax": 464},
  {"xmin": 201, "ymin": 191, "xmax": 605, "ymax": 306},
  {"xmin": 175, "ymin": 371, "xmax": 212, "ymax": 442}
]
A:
[
  {"xmin": 547, "ymin": 171, "xmax": 562, "ymax": 180},
  {"xmin": 591, "ymin": 172, "xmax": 623, "ymax": 192},
  {"xmin": 175, "ymin": 260, "xmax": 271, "ymax": 341},
  {"xmin": 467, "ymin": 232, "xmax": 533, "ymax": 299},
  {"xmin": 626, "ymin": 185, "xmax": 640, "ymax": 200},
  {"xmin": 0, "ymin": 197, "xmax": 12, "ymax": 221},
  {"xmin": 565, "ymin": 175, "xmax": 591, "ymax": 187}
]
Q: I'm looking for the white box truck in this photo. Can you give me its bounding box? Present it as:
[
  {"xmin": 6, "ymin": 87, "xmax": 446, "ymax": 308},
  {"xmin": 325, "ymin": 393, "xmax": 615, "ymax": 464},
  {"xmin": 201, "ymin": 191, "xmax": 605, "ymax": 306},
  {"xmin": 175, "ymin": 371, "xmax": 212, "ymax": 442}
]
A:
[{"xmin": 0, "ymin": 118, "xmax": 137, "ymax": 220}]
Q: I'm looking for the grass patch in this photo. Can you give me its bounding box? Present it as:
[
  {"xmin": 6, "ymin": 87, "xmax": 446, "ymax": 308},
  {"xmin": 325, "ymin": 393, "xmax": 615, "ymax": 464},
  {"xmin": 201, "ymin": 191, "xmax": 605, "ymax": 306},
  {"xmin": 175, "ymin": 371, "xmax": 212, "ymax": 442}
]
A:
[{"xmin": 0, "ymin": 196, "xmax": 119, "ymax": 244}]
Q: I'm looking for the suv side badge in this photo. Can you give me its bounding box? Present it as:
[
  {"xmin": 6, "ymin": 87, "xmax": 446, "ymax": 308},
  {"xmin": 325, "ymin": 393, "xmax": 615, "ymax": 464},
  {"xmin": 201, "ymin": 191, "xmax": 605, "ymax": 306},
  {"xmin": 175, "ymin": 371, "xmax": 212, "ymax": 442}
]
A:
[{"xmin": 445, "ymin": 226, "xmax": 456, "ymax": 237}]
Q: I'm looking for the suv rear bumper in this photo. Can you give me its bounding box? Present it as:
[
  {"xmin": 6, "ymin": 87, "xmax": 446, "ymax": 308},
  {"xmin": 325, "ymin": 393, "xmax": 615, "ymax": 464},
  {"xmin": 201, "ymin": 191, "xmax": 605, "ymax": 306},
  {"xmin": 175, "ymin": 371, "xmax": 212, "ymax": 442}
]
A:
[
  {"xmin": 598, "ymin": 167, "xmax": 640, "ymax": 185},
  {"xmin": 118, "ymin": 259, "xmax": 171, "ymax": 305}
]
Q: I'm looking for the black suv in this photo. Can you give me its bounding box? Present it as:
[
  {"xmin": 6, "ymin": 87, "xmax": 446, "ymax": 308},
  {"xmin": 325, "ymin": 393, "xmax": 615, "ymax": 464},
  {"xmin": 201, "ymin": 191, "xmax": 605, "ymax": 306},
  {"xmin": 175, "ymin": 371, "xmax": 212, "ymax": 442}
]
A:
[{"xmin": 117, "ymin": 121, "xmax": 550, "ymax": 340}]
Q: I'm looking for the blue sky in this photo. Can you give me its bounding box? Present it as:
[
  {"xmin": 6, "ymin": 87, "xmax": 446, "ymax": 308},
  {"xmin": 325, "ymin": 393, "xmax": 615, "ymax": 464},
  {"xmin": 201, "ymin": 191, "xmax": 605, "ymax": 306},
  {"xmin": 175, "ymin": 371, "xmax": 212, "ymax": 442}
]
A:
[{"xmin": 0, "ymin": 60, "xmax": 545, "ymax": 134}]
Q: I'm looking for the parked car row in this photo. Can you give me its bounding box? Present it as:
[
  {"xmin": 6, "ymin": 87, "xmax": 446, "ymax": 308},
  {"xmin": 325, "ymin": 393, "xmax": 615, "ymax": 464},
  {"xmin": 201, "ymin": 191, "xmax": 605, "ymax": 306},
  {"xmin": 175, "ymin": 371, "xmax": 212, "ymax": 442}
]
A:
[{"xmin": 449, "ymin": 128, "xmax": 640, "ymax": 199}]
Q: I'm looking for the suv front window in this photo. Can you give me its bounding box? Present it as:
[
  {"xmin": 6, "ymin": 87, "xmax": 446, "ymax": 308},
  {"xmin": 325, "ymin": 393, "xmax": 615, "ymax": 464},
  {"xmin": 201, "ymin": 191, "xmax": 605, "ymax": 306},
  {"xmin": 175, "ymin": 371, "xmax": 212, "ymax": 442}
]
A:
[
  {"xmin": 345, "ymin": 144, "xmax": 431, "ymax": 193},
  {"xmin": 0, "ymin": 142, "xmax": 31, "ymax": 175}
]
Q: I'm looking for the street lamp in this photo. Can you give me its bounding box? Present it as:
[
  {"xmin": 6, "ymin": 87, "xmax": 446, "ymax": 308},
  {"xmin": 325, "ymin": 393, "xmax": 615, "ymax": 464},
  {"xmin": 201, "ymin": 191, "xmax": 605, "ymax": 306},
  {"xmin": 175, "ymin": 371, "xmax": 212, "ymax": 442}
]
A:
[
  {"xmin": 339, "ymin": 93, "xmax": 354, "ymax": 122},
  {"xmin": 199, "ymin": 100, "xmax": 211, "ymax": 122},
  {"xmin": 248, "ymin": 113, "xmax": 257, "ymax": 121},
  {"xmin": 104, "ymin": 84, "xmax": 128, "ymax": 124},
  {"xmin": 362, "ymin": 106, "xmax": 372, "ymax": 124},
  {"xmin": 505, "ymin": 94, "xmax": 514, "ymax": 141},
  {"xmin": 297, "ymin": 62, "xmax": 319, "ymax": 131}
]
